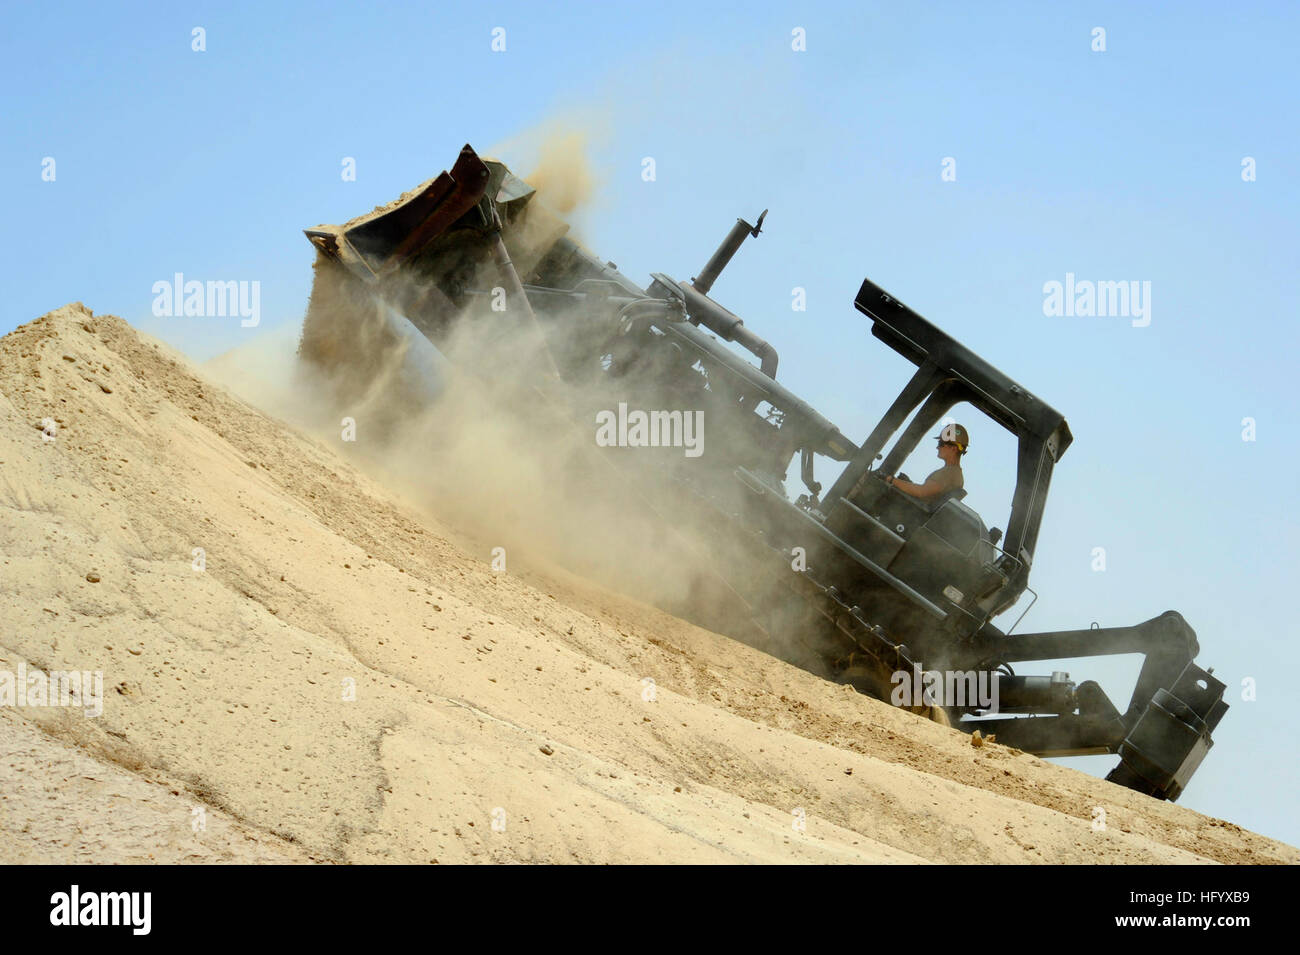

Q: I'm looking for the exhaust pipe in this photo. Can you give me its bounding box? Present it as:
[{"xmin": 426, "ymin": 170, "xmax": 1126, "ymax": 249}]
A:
[
  {"xmin": 681, "ymin": 210, "xmax": 778, "ymax": 378},
  {"xmin": 693, "ymin": 210, "xmax": 767, "ymax": 295},
  {"xmin": 676, "ymin": 280, "xmax": 778, "ymax": 379}
]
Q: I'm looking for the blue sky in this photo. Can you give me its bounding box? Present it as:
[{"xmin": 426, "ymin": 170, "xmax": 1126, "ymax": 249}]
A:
[{"xmin": 3, "ymin": 1, "xmax": 1297, "ymax": 844}]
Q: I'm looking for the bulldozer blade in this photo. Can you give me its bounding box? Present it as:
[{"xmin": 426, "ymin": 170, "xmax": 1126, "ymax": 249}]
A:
[{"xmin": 304, "ymin": 145, "xmax": 493, "ymax": 278}]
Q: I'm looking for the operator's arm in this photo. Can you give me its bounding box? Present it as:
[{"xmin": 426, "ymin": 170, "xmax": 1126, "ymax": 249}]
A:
[{"xmin": 885, "ymin": 474, "xmax": 949, "ymax": 500}]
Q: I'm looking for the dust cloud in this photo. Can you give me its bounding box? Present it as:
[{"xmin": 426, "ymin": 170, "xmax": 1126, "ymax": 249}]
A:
[
  {"xmin": 209, "ymin": 133, "xmax": 772, "ymax": 658},
  {"xmin": 520, "ymin": 129, "xmax": 597, "ymax": 215}
]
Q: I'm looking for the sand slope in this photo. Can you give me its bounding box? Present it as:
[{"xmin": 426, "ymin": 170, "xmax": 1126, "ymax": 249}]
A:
[{"xmin": 0, "ymin": 304, "xmax": 1293, "ymax": 864}]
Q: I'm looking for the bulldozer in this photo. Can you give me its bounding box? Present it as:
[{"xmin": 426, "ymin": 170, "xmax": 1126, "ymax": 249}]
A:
[{"xmin": 299, "ymin": 144, "xmax": 1228, "ymax": 801}]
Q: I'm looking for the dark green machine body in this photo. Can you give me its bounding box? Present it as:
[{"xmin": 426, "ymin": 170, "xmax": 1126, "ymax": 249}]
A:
[{"xmin": 302, "ymin": 145, "xmax": 1227, "ymax": 801}]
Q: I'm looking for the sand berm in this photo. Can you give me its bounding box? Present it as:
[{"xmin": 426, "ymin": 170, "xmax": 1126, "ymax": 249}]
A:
[{"xmin": 0, "ymin": 303, "xmax": 1293, "ymax": 864}]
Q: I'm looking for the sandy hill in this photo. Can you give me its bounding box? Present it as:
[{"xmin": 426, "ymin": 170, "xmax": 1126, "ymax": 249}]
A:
[{"xmin": 0, "ymin": 303, "xmax": 1294, "ymax": 864}]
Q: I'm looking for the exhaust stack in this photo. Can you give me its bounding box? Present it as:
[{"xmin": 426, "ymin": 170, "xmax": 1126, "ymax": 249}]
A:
[{"xmin": 693, "ymin": 210, "xmax": 767, "ymax": 295}]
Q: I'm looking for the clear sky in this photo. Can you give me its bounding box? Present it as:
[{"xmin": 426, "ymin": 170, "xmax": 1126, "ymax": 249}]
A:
[{"xmin": 3, "ymin": 1, "xmax": 1297, "ymax": 845}]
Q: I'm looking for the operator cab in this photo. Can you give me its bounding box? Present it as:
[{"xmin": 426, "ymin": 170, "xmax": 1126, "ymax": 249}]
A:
[{"xmin": 817, "ymin": 278, "xmax": 1073, "ymax": 629}]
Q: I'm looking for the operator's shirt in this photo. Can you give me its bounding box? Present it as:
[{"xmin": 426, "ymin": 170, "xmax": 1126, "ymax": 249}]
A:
[{"xmin": 924, "ymin": 463, "xmax": 964, "ymax": 495}]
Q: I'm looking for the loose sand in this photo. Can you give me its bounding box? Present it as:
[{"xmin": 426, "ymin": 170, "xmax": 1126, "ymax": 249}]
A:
[{"xmin": 0, "ymin": 304, "xmax": 1294, "ymax": 864}]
